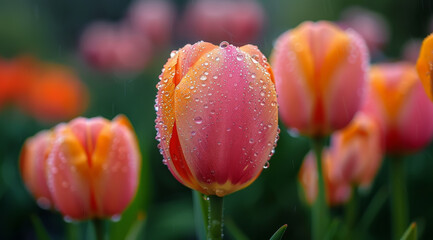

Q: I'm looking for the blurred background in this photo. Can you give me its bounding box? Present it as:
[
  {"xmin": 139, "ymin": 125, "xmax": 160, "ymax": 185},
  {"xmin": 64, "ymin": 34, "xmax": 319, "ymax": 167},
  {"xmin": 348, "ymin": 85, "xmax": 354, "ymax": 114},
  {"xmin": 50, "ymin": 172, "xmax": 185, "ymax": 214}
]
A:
[{"xmin": 1, "ymin": 0, "xmax": 433, "ymax": 239}]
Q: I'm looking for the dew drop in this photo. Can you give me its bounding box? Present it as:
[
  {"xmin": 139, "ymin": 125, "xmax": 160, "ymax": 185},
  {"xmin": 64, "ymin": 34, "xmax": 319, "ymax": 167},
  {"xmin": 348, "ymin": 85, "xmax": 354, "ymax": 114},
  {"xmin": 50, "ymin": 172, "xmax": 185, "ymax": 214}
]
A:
[
  {"xmin": 249, "ymin": 138, "xmax": 254, "ymax": 144},
  {"xmin": 263, "ymin": 161, "xmax": 270, "ymax": 169},
  {"xmin": 194, "ymin": 117, "xmax": 203, "ymax": 124},
  {"xmin": 219, "ymin": 41, "xmax": 229, "ymax": 48},
  {"xmin": 200, "ymin": 75, "xmax": 207, "ymax": 81},
  {"xmin": 64, "ymin": 216, "xmax": 75, "ymax": 223},
  {"xmin": 111, "ymin": 214, "xmax": 122, "ymax": 222},
  {"xmin": 236, "ymin": 53, "xmax": 244, "ymax": 61}
]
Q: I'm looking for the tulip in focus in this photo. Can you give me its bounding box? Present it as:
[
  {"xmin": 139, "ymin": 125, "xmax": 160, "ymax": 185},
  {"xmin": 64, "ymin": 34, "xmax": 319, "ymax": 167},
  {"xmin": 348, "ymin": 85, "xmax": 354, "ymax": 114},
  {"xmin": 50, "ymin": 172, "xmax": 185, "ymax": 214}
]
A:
[
  {"xmin": 19, "ymin": 64, "xmax": 88, "ymax": 122},
  {"xmin": 80, "ymin": 22, "xmax": 152, "ymax": 72},
  {"xmin": 181, "ymin": 0, "xmax": 265, "ymax": 45},
  {"xmin": 416, "ymin": 34, "xmax": 433, "ymax": 101},
  {"xmin": 328, "ymin": 113, "xmax": 383, "ymax": 188},
  {"xmin": 363, "ymin": 63, "xmax": 433, "ymax": 154},
  {"xmin": 271, "ymin": 21, "xmax": 369, "ymax": 137},
  {"xmin": 45, "ymin": 115, "xmax": 140, "ymax": 220},
  {"xmin": 20, "ymin": 131, "xmax": 55, "ymax": 209},
  {"xmin": 155, "ymin": 41, "xmax": 278, "ymax": 197},
  {"xmin": 299, "ymin": 150, "xmax": 351, "ymax": 206}
]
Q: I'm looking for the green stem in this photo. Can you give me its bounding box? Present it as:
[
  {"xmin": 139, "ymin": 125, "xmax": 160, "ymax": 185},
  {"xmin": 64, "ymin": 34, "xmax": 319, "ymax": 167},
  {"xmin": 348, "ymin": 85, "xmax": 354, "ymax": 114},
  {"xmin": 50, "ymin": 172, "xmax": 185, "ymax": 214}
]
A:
[
  {"xmin": 344, "ymin": 186, "xmax": 358, "ymax": 239},
  {"xmin": 92, "ymin": 219, "xmax": 105, "ymax": 240},
  {"xmin": 389, "ymin": 156, "xmax": 408, "ymax": 240},
  {"xmin": 193, "ymin": 190, "xmax": 209, "ymax": 240},
  {"xmin": 311, "ymin": 138, "xmax": 330, "ymax": 240},
  {"xmin": 207, "ymin": 195, "xmax": 224, "ymax": 240}
]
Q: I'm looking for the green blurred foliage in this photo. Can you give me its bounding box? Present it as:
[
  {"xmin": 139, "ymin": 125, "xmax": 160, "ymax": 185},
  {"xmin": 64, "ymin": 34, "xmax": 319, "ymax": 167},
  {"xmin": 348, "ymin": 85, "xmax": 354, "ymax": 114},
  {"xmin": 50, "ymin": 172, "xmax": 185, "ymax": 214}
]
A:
[{"xmin": 1, "ymin": 0, "xmax": 433, "ymax": 239}]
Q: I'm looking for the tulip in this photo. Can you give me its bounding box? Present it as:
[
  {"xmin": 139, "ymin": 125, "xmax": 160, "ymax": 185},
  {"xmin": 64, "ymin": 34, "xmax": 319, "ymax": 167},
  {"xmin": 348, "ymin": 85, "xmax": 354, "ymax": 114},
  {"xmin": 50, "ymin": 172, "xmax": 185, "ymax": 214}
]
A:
[
  {"xmin": 80, "ymin": 21, "xmax": 152, "ymax": 72},
  {"xmin": 299, "ymin": 150, "xmax": 351, "ymax": 206},
  {"xmin": 46, "ymin": 115, "xmax": 140, "ymax": 220},
  {"xmin": 271, "ymin": 21, "xmax": 369, "ymax": 137},
  {"xmin": 363, "ymin": 62, "xmax": 433, "ymax": 154},
  {"xmin": 127, "ymin": 0, "xmax": 175, "ymax": 46},
  {"xmin": 180, "ymin": 0, "xmax": 265, "ymax": 45},
  {"xmin": 402, "ymin": 39, "xmax": 421, "ymax": 63},
  {"xmin": 328, "ymin": 113, "xmax": 383, "ymax": 188},
  {"xmin": 18, "ymin": 64, "xmax": 88, "ymax": 122},
  {"xmin": 155, "ymin": 41, "xmax": 278, "ymax": 197},
  {"xmin": 339, "ymin": 7, "xmax": 390, "ymax": 56},
  {"xmin": 416, "ymin": 33, "xmax": 433, "ymax": 101},
  {"xmin": 363, "ymin": 62, "xmax": 433, "ymax": 238},
  {"xmin": 20, "ymin": 130, "xmax": 55, "ymax": 209},
  {"xmin": 155, "ymin": 41, "xmax": 278, "ymax": 239}
]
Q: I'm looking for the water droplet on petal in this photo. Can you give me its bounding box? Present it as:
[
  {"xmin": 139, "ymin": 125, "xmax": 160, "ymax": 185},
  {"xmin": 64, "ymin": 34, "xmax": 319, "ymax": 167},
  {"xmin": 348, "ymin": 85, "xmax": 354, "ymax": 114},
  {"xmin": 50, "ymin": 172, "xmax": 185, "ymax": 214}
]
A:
[
  {"xmin": 111, "ymin": 214, "xmax": 122, "ymax": 222},
  {"xmin": 263, "ymin": 161, "xmax": 270, "ymax": 169},
  {"xmin": 219, "ymin": 41, "xmax": 229, "ymax": 48},
  {"xmin": 194, "ymin": 117, "xmax": 203, "ymax": 124},
  {"xmin": 200, "ymin": 75, "xmax": 207, "ymax": 81}
]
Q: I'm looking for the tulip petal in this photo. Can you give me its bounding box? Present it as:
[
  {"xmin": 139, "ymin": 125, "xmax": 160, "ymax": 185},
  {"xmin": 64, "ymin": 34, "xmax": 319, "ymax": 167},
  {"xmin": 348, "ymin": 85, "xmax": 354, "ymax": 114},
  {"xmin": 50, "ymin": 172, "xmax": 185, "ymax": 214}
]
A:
[
  {"xmin": 91, "ymin": 115, "xmax": 141, "ymax": 217},
  {"xmin": 174, "ymin": 45, "xmax": 278, "ymax": 196},
  {"xmin": 47, "ymin": 126, "xmax": 92, "ymax": 220},
  {"xmin": 416, "ymin": 33, "xmax": 433, "ymax": 101}
]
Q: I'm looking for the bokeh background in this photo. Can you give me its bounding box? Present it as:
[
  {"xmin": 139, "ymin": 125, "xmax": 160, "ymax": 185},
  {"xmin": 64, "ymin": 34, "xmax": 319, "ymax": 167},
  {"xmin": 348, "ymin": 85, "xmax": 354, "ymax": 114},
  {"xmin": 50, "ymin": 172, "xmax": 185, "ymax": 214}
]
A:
[{"xmin": 1, "ymin": 0, "xmax": 433, "ymax": 239}]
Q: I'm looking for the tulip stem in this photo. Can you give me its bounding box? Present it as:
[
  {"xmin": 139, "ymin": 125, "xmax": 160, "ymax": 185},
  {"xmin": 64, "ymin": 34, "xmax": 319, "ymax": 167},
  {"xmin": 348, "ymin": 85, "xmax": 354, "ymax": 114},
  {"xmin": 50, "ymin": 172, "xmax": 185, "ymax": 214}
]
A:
[
  {"xmin": 92, "ymin": 219, "xmax": 105, "ymax": 240},
  {"xmin": 207, "ymin": 195, "xmax": 224, "ymax": 240},
  {"xmin": 389, "ymin": 156, "xmax": 408, "ymax": 240},
  {"xmin": 193, "ymin": 190, "xmax": 209, "ymax": 239},
  {"xmin": 311, "ymin": 137, "xmax": 330, "ymax": 240},
  {"xmin": 344, "ymin": 185, "xmax": 358, "ymax": 239}
]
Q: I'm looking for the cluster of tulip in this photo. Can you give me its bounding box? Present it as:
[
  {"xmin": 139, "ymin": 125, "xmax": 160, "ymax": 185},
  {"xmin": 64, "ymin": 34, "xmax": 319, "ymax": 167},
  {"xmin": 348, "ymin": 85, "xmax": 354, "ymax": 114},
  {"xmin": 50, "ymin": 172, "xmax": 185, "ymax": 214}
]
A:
[
  {"xmin": 0, "ymin": 56, "xmax": 88, "ymax": 122},
  {"xmin": 79, "ymin": 0, "xmax": 265, "ymax": 73},
  {"xmin": 20, "ymin": 16, "xmax": 433, "ymax": 240}
]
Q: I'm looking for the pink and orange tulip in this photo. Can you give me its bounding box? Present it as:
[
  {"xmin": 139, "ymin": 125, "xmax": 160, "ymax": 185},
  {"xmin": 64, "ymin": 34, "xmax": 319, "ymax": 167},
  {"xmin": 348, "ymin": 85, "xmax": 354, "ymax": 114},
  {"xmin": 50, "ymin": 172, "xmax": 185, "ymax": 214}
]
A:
[
  {"xmin": 20, "ymin": 130, "xmax": 55, "ymax": 209},
  {"xmin": 20, "ymin": 115, "xmax": 141, "ymax": 220},
  {"xmin": 363, "ymin": 63, "xmax": 433, "ymax": 154},
  {"xmin": 328, "ymin": 113, "xmax": 383, "ymax": 188},
  {"xmin": 271, "ymin": 21, "xmax": 369, "ymax": 137},
  {"xmin": 299, "ymin": 150, "xmax": 351, "ymax": 206},
  {"xmin": 416, "ymin": 33, "xmax": 433, "ymax": 101},
  {"xmin": 155, "ymin": 41, "xmax": 278, "ymax": 197}
]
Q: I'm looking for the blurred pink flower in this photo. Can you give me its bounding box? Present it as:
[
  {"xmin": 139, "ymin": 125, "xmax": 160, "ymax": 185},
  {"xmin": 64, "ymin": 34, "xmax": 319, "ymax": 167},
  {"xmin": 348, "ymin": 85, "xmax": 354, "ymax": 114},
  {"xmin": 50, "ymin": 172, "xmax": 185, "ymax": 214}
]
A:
[
  {"xmin": 180, "ymin": 0, "xmax": 265, "ymax": 45},
  {"xmin": 402, "ymin": 39, "xmax": 422, "ymax": 63},
  {"xmin": 126, "ymin": 0, "xmax": 175, "ymax": 46},
  {"xmin": 339, "ymin": 6, "xmax": 390, "ymax": 56},
  {"xmin": 80, "ymin": 21, "xmax": 152, "ymax": 73}
]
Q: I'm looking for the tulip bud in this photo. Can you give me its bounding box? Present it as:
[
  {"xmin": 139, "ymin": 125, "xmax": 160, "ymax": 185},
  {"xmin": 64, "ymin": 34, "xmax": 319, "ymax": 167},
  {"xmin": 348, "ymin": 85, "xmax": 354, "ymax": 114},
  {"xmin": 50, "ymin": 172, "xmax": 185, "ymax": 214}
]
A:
[
  {"xmin": 363, "ymin": 63, "xmax": 433, "ymax": 154},
  {"xmin": 328, "ymin": 114, "xmax": 383, "ymax": 188},
  {"xmin": 271, "ymin": 21, "xmax": 369, "ymax": 137},
  {"xmin": 20, "ymin": 130, "xmax": 55, "ymax": 209},
  {"xmin": 416, "ymin": 33, "xmax": 433, "ymax": 101},
  {"xmin": 155, "ymin": 41, "xmax": 278, "ymax": 197},
  {"xmin": 299, "ymin": 150, "xmax": 351, "ymax": 206},
  {"xmin": 46, "ymin": 115, "xmax": 140, "ymax": 220}
]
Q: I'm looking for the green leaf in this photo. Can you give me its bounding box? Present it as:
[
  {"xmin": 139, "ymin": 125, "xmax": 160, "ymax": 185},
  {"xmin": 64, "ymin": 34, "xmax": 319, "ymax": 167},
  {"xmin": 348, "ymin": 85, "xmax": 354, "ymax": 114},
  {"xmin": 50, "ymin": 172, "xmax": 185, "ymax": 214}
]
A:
[
  {"xmin": 30, "ymin": 214, "xmax": 51, "ymax": 240},
  {"xmin": 400, "ymin": 223, "xmax": 417, "ymax": 240},
  {"xmin": 125, "ymin": 217, "xmax": 146, "ymax": 240},
  {"xmin": 193, "ymin": 190, "xmax": 208, "ymax": 240},
  {"xmin": 269, "ymin": 224, "xmax": 287, "ymax": 240},
  {"xmin": 323, "ymin": 219, "xmax": 341, "ymax": 240},
  {"xmin": 225, "ymin": 218, "xmax": 249, "ymax": 240},
  {"xmin": 359, "ymin": 187, "xmax": 388, "ymax": 232}
]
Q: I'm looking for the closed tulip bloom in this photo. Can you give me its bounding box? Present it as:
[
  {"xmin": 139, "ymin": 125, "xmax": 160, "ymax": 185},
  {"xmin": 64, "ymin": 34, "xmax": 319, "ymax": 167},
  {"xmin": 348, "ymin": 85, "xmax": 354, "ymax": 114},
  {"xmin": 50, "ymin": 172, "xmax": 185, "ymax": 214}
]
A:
[
  {"xmin": 20, "ymin": 130, "xmax": 55, "ymax": 209},
  {"xmin": 155, "ymin": 41, "xmax": 278, "ymax": 197},
  {"xmin": 416, "ymin": 34, "xmax": 433, "ymax": 101},
  {"xmin": 47, "ymin": 115, "xmax": 140, "ymax": 220},
  {"xmin": 271, "ymin": 21, "xmax": 369, "ymax": 137},
  {"xmin": 299, "ymin": 150, "xmax": 351, "ymax": 206},
  {"xmin": 328, "ymin": 113, "xmax": 383, "ymax": 188},
  {"xmin": 363, "ymin": 63, "xmax": 433, "ymax": 154}
]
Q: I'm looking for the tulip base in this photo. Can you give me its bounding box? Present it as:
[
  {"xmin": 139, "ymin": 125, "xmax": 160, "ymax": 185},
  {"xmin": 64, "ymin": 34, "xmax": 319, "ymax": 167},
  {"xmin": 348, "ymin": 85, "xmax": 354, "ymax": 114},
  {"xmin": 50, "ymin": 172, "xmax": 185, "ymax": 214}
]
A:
[
  {"xmin": 311, "ymin": 138, "xmax": 330, "ymax": 240},
  {"xmin": 208, "ymin": 195, "xmax": 224, "ymax": 240},
  {"xmin": 389, "ymin": 156, "xmax": 408, "ymax": 240}
]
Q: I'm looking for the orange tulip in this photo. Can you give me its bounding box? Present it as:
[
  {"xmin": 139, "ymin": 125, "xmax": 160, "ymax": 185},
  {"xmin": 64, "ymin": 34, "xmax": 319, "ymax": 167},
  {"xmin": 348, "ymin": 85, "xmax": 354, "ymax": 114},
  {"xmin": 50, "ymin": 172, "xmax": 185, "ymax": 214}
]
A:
[
  {"xmin": 45, "ymin": 115, "xmax": 140, "ymax": 220},
  {"xmin": 299, "ymin": 150, "xmax": 351, "ymax": 206},
  {"xmin": 20, "ymin": 130, "xmax": 55, "ymax": 209},
  {"xmin": 363, "ymin": 63, "xmax": 433, "ymax": 154},
  {"xmin": 416, "ymin": 33, "xmax": 433, "ymax": 101},
  {"xmin": 328, "ymin": 113, "xmax": 383, "ymax": 188},
  {"xmin": 19, "ymin": 64, "xmax": 88, "ymax": 122},
  {"xmin": 271, "ymin": 21, "xmax": 369, "ymax": 137},
  {"xmin": 155, "ymin": 41, "xmax": 278, "ymax": 197}
]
